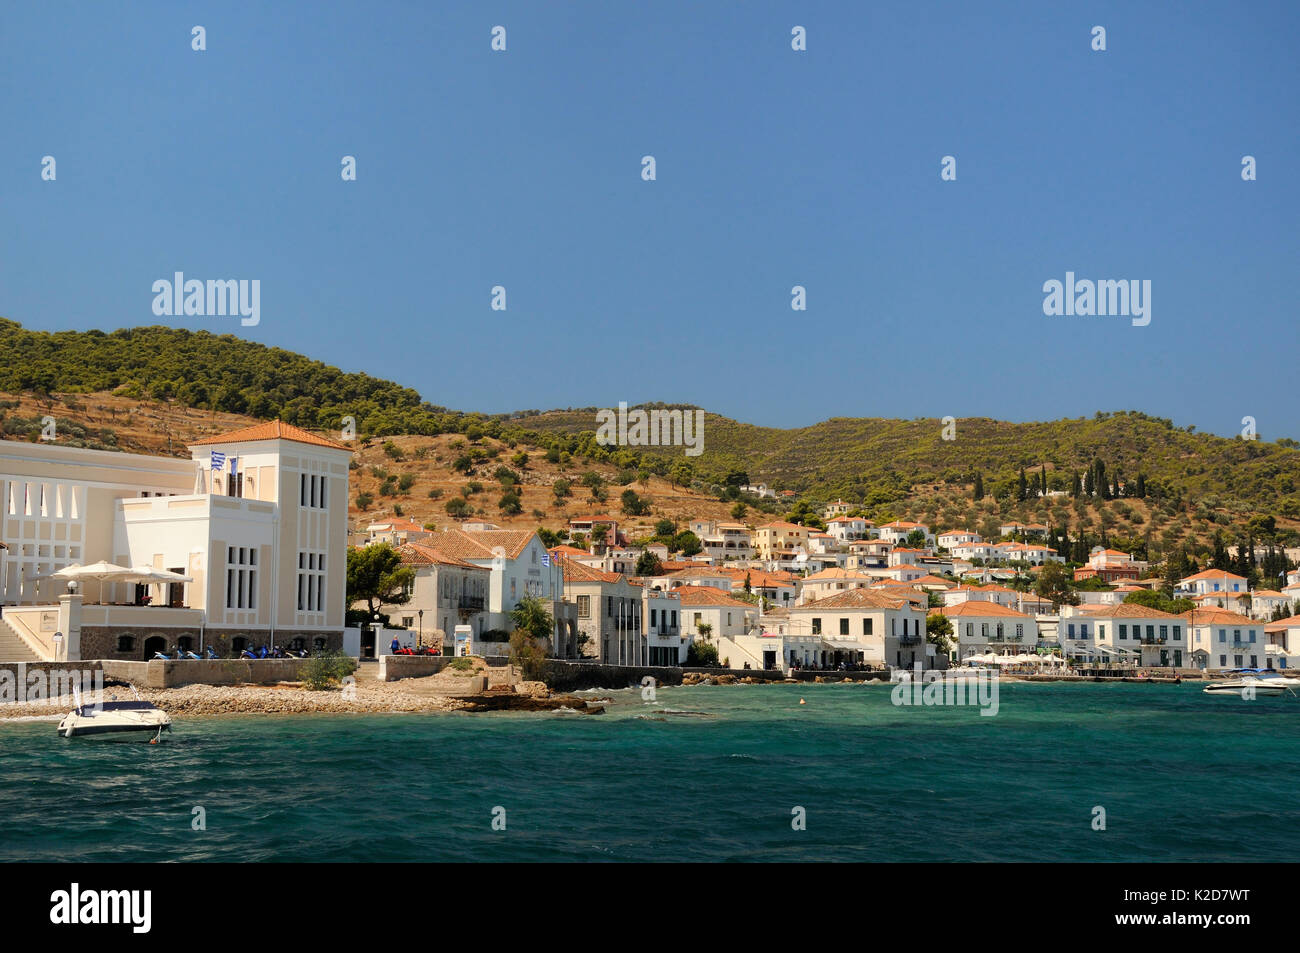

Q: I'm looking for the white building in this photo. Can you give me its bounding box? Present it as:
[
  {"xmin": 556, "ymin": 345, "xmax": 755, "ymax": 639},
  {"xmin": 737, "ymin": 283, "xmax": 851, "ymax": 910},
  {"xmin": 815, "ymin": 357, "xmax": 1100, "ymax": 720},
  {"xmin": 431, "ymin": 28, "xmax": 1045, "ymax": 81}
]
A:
[{"xmin": 1, "ymin": 421, "xmax": 351, "ymax": 660}]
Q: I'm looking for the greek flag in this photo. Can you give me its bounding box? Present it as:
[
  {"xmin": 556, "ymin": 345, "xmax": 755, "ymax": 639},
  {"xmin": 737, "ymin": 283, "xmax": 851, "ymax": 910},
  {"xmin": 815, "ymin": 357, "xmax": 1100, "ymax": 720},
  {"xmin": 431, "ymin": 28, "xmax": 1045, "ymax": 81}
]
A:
[
  {"xmin": 542, "ymin": 553, "xmax": 551, "ymax": 567},
  {"xmin": 210, "ymin": 451, "xmax": 226, "ymax": 469}
]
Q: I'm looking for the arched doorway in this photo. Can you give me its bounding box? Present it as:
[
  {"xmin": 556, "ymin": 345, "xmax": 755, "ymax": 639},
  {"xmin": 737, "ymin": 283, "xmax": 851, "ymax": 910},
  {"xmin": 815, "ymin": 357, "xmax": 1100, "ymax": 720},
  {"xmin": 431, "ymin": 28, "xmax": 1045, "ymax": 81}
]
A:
[{"xmin": 143, "ymin": 635, "xmax": 167, "ymax": 657}]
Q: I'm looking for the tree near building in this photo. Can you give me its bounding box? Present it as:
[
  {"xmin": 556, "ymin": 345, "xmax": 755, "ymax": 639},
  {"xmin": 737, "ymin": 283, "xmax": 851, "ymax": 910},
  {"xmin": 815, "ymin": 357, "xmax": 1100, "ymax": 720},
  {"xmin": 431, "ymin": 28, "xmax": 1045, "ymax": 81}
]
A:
[
  {"xmin": 1034, "ymin": 561, "xmax": 1080, "ymax": 612},
  {"xmin": 346, "ymin": 543, "xmax": 415, "ymax": 618},
  {"xmin": 926, "ymin": 613, "xmax": 954, "ymax": 654},
  {"xmin": 635, "ymin": 550, "xmax": 663, "ymax": 576}
]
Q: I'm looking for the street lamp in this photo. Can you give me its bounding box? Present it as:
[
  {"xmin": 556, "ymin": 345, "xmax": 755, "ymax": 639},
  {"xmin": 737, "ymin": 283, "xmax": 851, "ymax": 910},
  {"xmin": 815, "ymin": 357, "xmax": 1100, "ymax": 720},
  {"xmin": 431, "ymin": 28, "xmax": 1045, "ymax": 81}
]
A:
[{"xmin": 418, "ymin": 609, "xmax": 424, "ymax": 650}]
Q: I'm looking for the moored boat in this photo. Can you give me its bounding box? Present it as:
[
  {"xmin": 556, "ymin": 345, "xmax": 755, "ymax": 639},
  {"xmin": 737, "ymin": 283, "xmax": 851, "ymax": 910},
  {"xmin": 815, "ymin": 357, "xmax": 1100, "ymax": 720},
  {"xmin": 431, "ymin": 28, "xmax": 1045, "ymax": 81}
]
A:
[{"xmin": 57, "ymin": 687, "xmax": 172, "ymax": 739}]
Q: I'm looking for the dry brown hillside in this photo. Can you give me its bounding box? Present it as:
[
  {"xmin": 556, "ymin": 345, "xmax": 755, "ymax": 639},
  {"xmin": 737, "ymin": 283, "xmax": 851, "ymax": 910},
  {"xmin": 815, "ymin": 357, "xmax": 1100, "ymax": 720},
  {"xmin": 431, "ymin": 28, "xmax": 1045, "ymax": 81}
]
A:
[{"xmin": 0, "ymin": 390, "xmax": 736, "ymax": 540}]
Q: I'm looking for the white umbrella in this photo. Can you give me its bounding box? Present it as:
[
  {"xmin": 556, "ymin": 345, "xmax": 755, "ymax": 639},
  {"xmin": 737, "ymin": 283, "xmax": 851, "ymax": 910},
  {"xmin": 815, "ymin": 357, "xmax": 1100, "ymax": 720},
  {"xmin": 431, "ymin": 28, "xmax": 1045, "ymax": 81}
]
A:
[{"xmin": 37, "ymin": 561, "xmax": 135, "ymax": 603}]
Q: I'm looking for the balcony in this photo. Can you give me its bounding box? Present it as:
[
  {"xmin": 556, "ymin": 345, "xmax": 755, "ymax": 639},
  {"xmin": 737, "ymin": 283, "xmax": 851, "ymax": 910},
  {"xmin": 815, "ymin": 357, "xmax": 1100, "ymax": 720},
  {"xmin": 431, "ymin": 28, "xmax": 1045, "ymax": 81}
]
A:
[
  {"xmin": 457, "ymin": 596, "xmax": 485, "ymax": 611},
  {"xmin": 1140, "ymin": 637, "xmax": 1167, "ymax": 645},
  {"xmin": 896, "ymin": 633, "xmax": 922, "ymax": 645}
]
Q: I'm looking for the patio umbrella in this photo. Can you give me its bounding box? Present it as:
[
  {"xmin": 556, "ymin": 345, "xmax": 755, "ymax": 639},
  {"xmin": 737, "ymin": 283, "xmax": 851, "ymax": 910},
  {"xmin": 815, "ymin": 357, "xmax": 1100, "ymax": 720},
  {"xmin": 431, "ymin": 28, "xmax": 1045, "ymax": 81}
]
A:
[{"xmin": 37, "ymin": 561, "xmax": 135, "ymax": 603}]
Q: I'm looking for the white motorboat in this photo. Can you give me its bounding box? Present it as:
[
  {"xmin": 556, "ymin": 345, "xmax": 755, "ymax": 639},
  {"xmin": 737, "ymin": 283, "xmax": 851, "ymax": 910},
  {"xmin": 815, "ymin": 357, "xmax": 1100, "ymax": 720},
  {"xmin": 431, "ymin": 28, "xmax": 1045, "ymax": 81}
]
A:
[
  {"xmin": 57, "ymin": 686, "xmax": 172, "ymax": 739},
  {"xmin": 1203, "ymin": 673, "xmax": 1300, "ymax": 697}
]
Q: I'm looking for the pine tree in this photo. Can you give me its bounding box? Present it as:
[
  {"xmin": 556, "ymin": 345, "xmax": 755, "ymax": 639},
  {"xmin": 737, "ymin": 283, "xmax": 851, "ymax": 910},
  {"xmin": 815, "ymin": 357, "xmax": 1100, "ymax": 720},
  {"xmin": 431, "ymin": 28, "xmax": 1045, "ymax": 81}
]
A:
[
  {"xmin": 1071, "ymin": 471, "xmax": 1082, "ymax": 498},
  {"xmin": 1083, "ymin": 467, "xmax": 1094, "ymax": 497},
  {"xmin": 973, "ymin": 471, "xmax": 984, "ymax": 500},
  {"xmin": 1135, "ymin": 473, "xmax": 1146, "ymax": 498},
  {"xmin": 1039, "ymin": 467, "xmax": 1048, "ymax": 497},
  {"xmin": 1017, "ymin": 468, "xmax": 1028, "ymax": 502}
]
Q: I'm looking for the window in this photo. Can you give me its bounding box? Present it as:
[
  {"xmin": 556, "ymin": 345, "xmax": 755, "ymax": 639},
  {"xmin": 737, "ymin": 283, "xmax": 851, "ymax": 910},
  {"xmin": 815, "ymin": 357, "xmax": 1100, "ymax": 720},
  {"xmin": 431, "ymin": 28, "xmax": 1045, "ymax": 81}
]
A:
[
  {"xmin": 1173, "ymin": 625, "xmax": 1182, "ymax": 641},
  {"xmin": 840, "ymin": 618, "xmax": 849, "ymax": 636},
  {"xmin": 116, "ymin": 635, "xmax": 135, "ymax": 653},
  {"xmin": 577, "ymin": 596, "xmax": 590, "ymax": 618},
  {"xmin": 812, "ymin": 618, "xmax": 822, "ymax": 635},
  {"xmin": 225, "ymin": 546, "xmax": 258, "ymax": 610},
  {"xmin": 296, "ymin": 552, "xmax": 326, "ymax": 612},
  {"xmin": 1119, "ymin": 624, "xmax": 1127, "ymax": 640}
]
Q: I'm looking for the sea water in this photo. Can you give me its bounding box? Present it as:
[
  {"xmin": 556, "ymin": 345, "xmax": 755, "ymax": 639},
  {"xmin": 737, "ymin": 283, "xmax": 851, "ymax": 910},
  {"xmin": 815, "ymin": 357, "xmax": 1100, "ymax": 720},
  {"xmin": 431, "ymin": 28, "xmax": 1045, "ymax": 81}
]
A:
[{"xmin": 1, "ymin": 682, "xmax": 1294, "ymax": 862}]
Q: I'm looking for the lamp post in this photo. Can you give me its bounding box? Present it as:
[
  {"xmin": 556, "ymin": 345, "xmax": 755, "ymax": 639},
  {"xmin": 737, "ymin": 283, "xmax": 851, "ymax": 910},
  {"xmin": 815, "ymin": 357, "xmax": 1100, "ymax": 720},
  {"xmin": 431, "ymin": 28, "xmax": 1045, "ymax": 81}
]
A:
[
  {"xmin": 418, "ymin": 609, "xmax": 424, "ymax": 650},
  {"xmin": 373, "ymin": 612, "xmax": 382, "ymax": 657}
]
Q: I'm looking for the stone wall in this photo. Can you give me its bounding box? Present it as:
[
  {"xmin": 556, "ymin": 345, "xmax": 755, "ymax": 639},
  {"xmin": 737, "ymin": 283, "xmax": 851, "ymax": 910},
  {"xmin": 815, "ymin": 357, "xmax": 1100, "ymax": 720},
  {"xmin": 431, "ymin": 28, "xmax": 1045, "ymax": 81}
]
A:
[
  {"xmin": 78, "ymin": 627, "xmax": 345, "ymax": 661},
  {"xmin": 100, "ymin": 658, "xmax": 315, "ymax": 689},
  {"xmin": 540, "ymin": 660, "xmax": 683, "ymax": 692}
]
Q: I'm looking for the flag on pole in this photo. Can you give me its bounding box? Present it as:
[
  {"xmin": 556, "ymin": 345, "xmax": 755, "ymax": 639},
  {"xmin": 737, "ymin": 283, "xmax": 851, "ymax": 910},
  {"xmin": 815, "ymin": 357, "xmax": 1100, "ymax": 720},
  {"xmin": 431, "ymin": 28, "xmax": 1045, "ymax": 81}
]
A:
[
  {"xmin": 542, "ymin": 553, "xmax": 550, "ymax": 567},
  {"xmin": 210, "ymin": 451, "xmax": 226, "ymax": 469}
]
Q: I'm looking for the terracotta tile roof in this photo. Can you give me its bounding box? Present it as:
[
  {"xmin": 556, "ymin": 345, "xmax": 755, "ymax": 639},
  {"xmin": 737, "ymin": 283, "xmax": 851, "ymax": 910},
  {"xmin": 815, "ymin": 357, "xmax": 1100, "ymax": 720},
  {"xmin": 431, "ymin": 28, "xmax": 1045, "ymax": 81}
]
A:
[
  {"xmin": 673, "ymin": 585, "xmax": 756, "ymax": 608},
  {"xmin": 1181, "ymin": 569, "xmax": 1247, "ymax": 583},
  {"xmin": 1180, "ymin": 607, "xmax": 1257, "ymax": 626},
  {"xmin": 191, "ymin": 420, "xmax": 350, "ymax": 451},
  {"xmin": 430, "ymin": 529, "xmax": 537, "ymax": 561},
  {"xmin": 942, "ymin": 601, "xmax": 1033, "ymax": 619},
  {"xmin": 561, "ymin": 560, "xmax": 624, "ymax": 584},
  {"xmin": 793, "ymin": 588, "xmax": 911, "ymax": 611},
  {"xmin": 397, "ymin": 542, "xmax": 486, "ymax": 571},
  {"xmin": 1264, "ymin": 615, "xmax": 1300, "ymax": 631},
  {"xmin": 1080, "ymin": 604, "xmax": 1182, "ymax": 619}
]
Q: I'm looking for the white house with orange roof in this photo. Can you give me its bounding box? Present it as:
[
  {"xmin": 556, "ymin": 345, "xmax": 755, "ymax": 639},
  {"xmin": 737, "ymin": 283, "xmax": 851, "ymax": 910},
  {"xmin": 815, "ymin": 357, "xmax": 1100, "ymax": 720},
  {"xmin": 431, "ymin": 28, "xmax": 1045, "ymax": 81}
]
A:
[
  {"xmin": 876, "ymin": 520, "xmax": 934, "ymax": 547},
  {"xmin": 879, "ymin": 563, "xmax": 927, "ymax": 583},
  {"xmin": 1176, "ymin": 568, "xmax": 1248, "ymax": 599},
  {"xmin": 941, "ymin": 583, "xmax": 1019, "ymax": 610},
  {"xmin": 366, "ymin": 516, "xmax": 432, "ymax": 547},
  {"xmin": 941, "ymin": 601, "xmax": 1039, "ymax": 661},
  {"xmin": 822, "ymin": 499, "xmax": 854, "ymax": 519},
  {"xmin": 1081, "ymin": 604, "xmax": 1187, "ymax": 668},
  {"xmin": 689, "ymin": 520, "xmax": 754, "ymax": 561},
  {"xmin": 797, "ymin": 567, "xmax": 875, "ymax": 605},
  {"xmin": 1183, "ymin": 607, "xmax": 1267, "ymax": 671},
  {"xmin": 676, "ymin": 584, "xmax": 758, "ymax": 644},
  {"xmin": 425, "ymin": 527, "xmax": 559, "ymax": 634},
  {"xmin": 788, "ymin": 588, "xmax": 931, "ymax": 670},
  {"xmin": 937, "ymin": 530, "xmax": 980, "ymax": 550},
  {"xmin": 826, "ymin": 516, "xmax": 871, "ymax": 543},
  {"xmin": 1, "ymin": 420, "xmax": 355, "ymax": 662}
]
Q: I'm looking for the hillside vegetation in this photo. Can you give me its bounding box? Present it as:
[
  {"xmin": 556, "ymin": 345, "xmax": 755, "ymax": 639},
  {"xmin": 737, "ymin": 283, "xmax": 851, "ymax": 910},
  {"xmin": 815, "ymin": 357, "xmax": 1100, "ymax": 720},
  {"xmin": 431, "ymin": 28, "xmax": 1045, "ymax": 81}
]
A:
[{"xmin": 2, "ymin": 319, "xmax": 1297, "ymax": 560}]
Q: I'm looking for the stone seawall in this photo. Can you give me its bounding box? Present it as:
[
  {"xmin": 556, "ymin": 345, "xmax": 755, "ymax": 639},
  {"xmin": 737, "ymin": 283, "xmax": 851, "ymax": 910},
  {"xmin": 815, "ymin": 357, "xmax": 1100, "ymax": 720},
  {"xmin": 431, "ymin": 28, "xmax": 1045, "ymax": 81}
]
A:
[
  {"xmin": 540, "ymin": 661, "xmax": 683, "ymax": 692},
  {"xmin": 101, "ymin": 658, "xmax": 313, "ymax": 689}
]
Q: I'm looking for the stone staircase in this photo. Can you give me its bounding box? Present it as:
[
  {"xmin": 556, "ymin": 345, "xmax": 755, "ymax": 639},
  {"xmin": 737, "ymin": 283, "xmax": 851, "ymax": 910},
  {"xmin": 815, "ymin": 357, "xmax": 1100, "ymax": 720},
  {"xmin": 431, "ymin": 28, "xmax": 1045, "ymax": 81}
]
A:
[{"xmin": 0, "ymin": 616, "xmax": 43, "ymax": 661}]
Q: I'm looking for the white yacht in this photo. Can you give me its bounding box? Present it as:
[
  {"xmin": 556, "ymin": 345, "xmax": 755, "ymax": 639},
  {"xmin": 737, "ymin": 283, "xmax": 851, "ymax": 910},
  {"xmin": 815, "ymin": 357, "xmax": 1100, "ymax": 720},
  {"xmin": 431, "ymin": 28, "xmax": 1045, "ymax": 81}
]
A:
[
  {"xmin": 1203, "ymin": 672, "xmax": 1300, "ymax": 698},
  {"xmin": 57, "ymin": 687, "xmax": 172, "ymax": 740}
]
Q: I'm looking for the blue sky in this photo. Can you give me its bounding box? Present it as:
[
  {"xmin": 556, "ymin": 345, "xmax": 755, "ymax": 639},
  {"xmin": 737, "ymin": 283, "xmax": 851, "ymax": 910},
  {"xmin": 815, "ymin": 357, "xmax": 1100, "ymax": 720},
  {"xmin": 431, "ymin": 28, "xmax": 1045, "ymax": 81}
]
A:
[{"xmin": 2, "ymin": 1, "xmax": 1297, "ymax": 438}]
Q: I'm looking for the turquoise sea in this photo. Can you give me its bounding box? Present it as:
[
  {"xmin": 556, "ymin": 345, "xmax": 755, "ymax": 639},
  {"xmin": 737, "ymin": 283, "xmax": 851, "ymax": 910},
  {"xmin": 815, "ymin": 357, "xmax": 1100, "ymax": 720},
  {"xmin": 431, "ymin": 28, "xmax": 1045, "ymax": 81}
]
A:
[{"xmin": 1, "ymin": 682, "xmax": 1295, "ymax": 862}]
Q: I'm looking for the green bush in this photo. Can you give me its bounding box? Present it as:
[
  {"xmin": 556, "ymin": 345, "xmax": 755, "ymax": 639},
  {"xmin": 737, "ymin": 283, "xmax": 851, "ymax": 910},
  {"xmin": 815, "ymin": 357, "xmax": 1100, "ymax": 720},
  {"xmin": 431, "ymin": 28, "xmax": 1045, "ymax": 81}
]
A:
[
  {"xmin": 686, "ymin": 641, "xmax": 719, "ymax": 667},
  {"xmin": 300, "ymin": 651, "xmax": 358, "ymax": 691}
]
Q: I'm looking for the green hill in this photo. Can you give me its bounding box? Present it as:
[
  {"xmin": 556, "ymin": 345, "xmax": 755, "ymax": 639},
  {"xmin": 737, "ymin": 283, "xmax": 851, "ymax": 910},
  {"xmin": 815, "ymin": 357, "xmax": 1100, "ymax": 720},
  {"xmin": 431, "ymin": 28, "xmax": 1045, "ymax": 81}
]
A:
[{"xmin": 2, "ymin": 319, "xmax": 1298, "ymax": 553}]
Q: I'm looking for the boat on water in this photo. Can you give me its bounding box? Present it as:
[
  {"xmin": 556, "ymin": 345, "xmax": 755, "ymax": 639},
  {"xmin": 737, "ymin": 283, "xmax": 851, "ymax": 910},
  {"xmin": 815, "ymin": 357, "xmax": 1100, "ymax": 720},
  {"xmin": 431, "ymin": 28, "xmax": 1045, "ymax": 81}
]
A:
[
  {"xmin": 57, "ymin": 686, "xmax": 172, "ymax": 740},
  {"xmin": 1202, "ymin": 670, "xmax": 1300, "ymax": 698}
]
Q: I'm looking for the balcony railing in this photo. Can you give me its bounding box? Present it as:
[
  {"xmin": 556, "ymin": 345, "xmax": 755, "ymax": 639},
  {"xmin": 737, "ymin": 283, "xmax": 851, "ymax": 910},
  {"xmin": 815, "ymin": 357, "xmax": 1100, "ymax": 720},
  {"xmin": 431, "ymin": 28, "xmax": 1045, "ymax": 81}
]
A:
[
  {"xmin": 897, "ymin": 633, "xmax": 922, "ymax": 645},
  {"xmin": 458, "ymin": 596, "xmax": 485, "ymax": 611}
]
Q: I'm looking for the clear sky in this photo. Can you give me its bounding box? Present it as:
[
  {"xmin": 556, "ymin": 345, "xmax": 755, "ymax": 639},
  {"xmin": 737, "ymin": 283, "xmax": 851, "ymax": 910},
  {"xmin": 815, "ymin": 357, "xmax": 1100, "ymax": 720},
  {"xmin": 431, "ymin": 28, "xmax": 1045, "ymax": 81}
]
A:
[{"xmin": 2, "ymin": 1, "xmax": 1297, "ymax": 438}]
